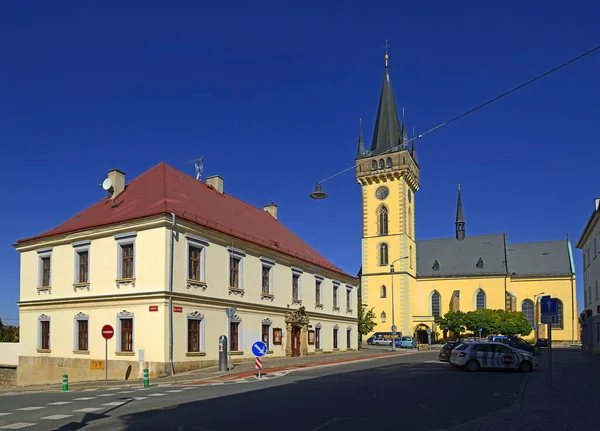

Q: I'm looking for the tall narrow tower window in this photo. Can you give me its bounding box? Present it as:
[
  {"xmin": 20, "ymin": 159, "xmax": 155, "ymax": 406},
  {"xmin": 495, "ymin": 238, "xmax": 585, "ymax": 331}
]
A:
[
  {"xmin": 408, "ymin": 207, "xmax": 413, "ymax": 237},
  {"xmin": 371, "ymin": 160, "xmax": 377, "ymax": 171},
  {"xmin": 380, "ymin": 285, "xmax": 387, "ymax": 298},
  {"xmin": 378, "ymin": 206, "xmax": 388, "ymax": 235},
  {"xmin": 385, "ymin": 157, "xmax": 392, "ymax": 168},
  {"xmin": 379, "ymin": 243, "xmax": 389, "ymax": 265},
  {"xmin": 431, "ymin": 291, "xmax": 441, "ymax": 319},
  {"xmin": 378, "ymin": 159, "xmax": 385, "ymax": 169}
]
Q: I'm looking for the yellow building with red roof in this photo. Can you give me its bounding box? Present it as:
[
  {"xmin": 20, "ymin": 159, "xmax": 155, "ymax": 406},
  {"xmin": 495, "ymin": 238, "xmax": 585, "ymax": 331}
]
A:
[{"xmin": 14, "ymin": 164, "xmax": 358, "ymax": 386}]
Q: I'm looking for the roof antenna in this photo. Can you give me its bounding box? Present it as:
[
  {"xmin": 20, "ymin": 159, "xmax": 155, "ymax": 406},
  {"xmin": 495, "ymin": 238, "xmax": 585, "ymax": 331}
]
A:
[{"xmin": 186, "ymin": 157, "xmax": 204, "ymax": 181}]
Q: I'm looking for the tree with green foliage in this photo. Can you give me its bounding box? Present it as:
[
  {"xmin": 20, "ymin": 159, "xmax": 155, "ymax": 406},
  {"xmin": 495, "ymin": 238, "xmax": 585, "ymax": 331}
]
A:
[
  {"xmin": 358, "ymin": 298, "xmax": 377, "ymax": 338},
  {"xmin": 437, "ymin": 311, "xmax": 467, "ymax": 336},
  {"xmin": 0, "ymin": 318, "xmax": 19, "ymax": 343},
  {"xmin": 463, "ymin": 309, "xmax": 532, "ymax": 337}
]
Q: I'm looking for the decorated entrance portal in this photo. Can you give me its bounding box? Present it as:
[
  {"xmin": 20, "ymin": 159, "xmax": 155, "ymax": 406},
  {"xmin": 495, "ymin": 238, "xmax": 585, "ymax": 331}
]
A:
[{"xmin": 285, "ymin": 306, "xmax": 309, "ymax": 357}]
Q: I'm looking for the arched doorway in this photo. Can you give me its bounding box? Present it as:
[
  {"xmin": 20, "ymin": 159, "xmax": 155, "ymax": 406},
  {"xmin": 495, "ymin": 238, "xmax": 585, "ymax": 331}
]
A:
[
  {"xmin": 284, "ymin": 306, "xmax": 310, "ymax": 357},
  {"xmin": 415, "ymin": 324, "xmax": 430, "ymax": 345}
]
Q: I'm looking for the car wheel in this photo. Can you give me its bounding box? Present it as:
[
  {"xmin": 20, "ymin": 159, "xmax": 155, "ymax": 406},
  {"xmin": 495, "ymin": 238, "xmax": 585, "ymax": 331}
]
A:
[
  {"xmin": 519, "ymin": 361, "xmax": 533, "ymax": 373},
  {"xmin": 465, "ymin": 360, "xmax": 480, "ymax": 372}
]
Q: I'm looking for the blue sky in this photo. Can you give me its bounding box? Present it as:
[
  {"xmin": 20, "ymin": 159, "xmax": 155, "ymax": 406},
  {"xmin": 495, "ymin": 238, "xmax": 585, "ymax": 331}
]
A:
[{"xmin": 1, "ymin": 1, "xmax": 599, "ymax": 323}]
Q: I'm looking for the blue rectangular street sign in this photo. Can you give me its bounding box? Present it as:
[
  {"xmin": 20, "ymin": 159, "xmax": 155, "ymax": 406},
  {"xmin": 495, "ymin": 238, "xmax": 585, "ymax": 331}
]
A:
[{"xmin": 541, "ymin": 296, "xmax": 558, "ymax": 315}]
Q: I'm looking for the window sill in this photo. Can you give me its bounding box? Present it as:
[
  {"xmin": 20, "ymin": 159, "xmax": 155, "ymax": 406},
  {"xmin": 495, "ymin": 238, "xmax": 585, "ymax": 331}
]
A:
[
  {"xmin": 186, "ymin": 279, "xmax": 208, "ymax": 291},
  {"xmin": 315, "ymin": 348, "xmax": 323, "ymax": 352},
  {"xmin": 73, "ymin": 350, "xmax": 90, "ymax": 355},
  {"xmin": 116, "ymin": 278, "xmax": 136, "ymax": 288},
  {"xmin": 315, "ymin": 303, "xmax": 324, "ymax": 309},
  {"xmin": 292, "ymin": 299, "xmax": 302, "ymax": 306},
  {"xmin": 115, "ymin": 351, "xmax": 135, "ymax": 356},
  {"xmin": 261, "ymin": 293, "xmax": 275, "ymax": 301},
  {"xmin": 37, "ymin": 349, "xmax": 51, "ymax": 354},
  {"xmin": 37, "ymin": 287, "xmax": 51, "ymax": 295},
  {"xmin": 333, "ymin": 348, "xmax": 340, "ymax": 351},
  {"xmin": 266, "ymin": 350, "xmax": 274, "ymax": 355},
  {"xmin": 332, "ymin": 307, "xmax": 340, "ymax": 312},
  {"xmin": 230, "ymin": 351, "xmax": 244, "ymax": 356},
  {"xmin": 186, "ymin": 352, "xmax": 207, "ymax": 357},
  {"xmin": 228, "ymin": 287, "xmax": 245, "ymax": 297},
  {"xmin": 346, "ymin": 309, "xmax": 353, "ymax": 314},
  {"xmin": 73, "ymin": 283, "xmax": 90, "ymax": 292}
]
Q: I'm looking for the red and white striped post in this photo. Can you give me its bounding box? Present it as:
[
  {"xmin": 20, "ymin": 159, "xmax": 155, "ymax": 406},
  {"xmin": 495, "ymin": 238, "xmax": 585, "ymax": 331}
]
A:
[{"xmin": 255, "ymin": 356, "xmax": 263, "ymax": 378}]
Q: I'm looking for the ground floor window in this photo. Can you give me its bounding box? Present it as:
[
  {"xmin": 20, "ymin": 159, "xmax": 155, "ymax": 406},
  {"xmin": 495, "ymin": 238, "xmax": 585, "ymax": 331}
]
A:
[
  {"xmin": 77, "ymin": 319, "xmax": 88, "ymax": 351},
  {"xmin": 315, "ymin": 327, "xmax": 321, "ymax": 349},
  {"xmin": 40, "ymin": 319, "xmax": 50, "ymax": 350},
  {"xmin": 262, "ymin": 324, "xmax": 270, "ymax": 349},
  {"xmin": 347, "ymin": 328, "xmax": 351, "ymax": 349},
  {"xmin": 188, "ymin": 319, "xmax": 201, "ymax": 352},
  {"xmin": 120, "ymin": 318, "xmax": 133, "ymax": 352},
  {"xmin": 333, "ymin": 327, "xmax": 338, "ymax": 349},
  {"xmin": 230, "ymin": 321, "xmax": 240, "ymax": 351}
]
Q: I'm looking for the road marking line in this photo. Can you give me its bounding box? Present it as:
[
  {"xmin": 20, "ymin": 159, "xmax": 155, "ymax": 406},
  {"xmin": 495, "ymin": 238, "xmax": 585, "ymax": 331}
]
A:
[
  {"xmin": 74, "ymin": 397, "xmax": 96, "ymax": 401},
  {"xmin": 116, "ymin": 391, "xmax": 135, "ymax": 394},
  {"xmin": 166, "ymin": 390, "xmax": 184, "ymax": 393},
  {"xmin": 82, "ymin": 389, "xmax": 97, "ymax": 392},
  {"xmin": 40, "ymin": 415, "xmax": 73, "ymax": 420},
  {"xmin": 74, "ymin": 408, "xmax": 102, "ymax": 413},
  {"xmin": 0, "ymin": 424, "xmax": 37, "ymax": 429},
  {"xmin": 102, "ymin": 402, "xmax": 126, "ymax": 407},
  {"xmin": 131, "ymin": 397, "xmax": 148, "ymax": 401},
  {"xmin": 0, "ymin": 413, "xmax": 10, "ymax": 416},
  {"xmin": 148, "ymin": 393, "xmax": 166, "ymax": 397},
  {"xmin": 97, "ymin": 394, "xmax": 115, "ymax": 397},
  {"xmin": 181, "ymin": 387, "xmax": 197, "ymax": 390},
  {"xmin": 47, "ymin": 402, "xmax": 73, "ymax": 406},
  {"xmin": 16, "ymin": 407, "xmax": 44, "ymax": 411}
]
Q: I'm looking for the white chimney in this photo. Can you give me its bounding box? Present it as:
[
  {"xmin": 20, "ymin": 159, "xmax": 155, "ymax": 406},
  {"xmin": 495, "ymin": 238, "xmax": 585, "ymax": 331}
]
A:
[
  {"xmin": 206, "ymin": 175, "xmax": 224, "ymax": 194},
  {"xmin": 595, "ymin": 198, "xmax": 600, "ymax": 211},
  {"xmin": 108, "ymin": 169, "xmax": 126, "ymax": 199},
  {"xmin": 264, "ymin": 203, "xmax": 278, "ymax": 220}
]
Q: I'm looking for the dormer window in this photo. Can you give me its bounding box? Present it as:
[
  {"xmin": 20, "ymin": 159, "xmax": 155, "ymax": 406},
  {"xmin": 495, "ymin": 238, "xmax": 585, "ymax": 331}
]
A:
[
  {"xmin": 476, "ymin": 257, "xmax": 484, "ymax": 269},
  {"xmin": 432, "ymin": 260, "xmax": 440, "ymax": 271}
]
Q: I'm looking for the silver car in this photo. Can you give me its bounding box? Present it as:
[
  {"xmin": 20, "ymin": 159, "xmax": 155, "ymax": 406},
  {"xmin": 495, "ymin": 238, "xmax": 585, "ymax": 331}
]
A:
[{"xmin": 449, "ymin": 341, "xmax": 538, "ymax": 372}]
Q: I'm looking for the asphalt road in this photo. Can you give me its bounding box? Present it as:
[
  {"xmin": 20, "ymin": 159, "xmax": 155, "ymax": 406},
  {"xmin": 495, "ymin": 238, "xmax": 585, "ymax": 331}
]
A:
[{"xmin": 0, "ymin": 350, "xmax": 528, "ymax": 431}]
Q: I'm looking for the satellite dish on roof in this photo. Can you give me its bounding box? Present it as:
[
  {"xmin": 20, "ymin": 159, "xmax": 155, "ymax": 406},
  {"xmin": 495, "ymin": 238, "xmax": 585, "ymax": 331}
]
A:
[{"xmin": 102, "ymin": 178, "xmax": 113, "ymax": 191}]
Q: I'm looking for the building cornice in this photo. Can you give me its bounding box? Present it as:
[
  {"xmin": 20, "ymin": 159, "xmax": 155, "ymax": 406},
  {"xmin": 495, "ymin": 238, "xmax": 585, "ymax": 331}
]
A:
[
  {"xmin": 576, "ymin": 210, "xmax": 600, "ymax": 249},
  {"xmin": 17, "ymin": 291, "xmax": 358, "ymax": 323}
]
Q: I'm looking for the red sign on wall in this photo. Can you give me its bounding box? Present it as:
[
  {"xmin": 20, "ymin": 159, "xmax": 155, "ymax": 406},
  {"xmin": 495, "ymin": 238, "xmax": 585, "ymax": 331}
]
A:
[
  {"xmin": 173, "ymin": 306, "xmax": 183, "ymax": 313},
  {"xmin": 149, "ymin": 306, "xmax": 158, "ymax": 312}
]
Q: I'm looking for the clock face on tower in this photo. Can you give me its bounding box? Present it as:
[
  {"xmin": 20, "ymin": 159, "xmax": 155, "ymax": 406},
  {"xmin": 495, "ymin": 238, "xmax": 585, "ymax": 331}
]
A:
[{"xmin": 375, "ymin": 186, "xmax": 389, "ymax": 200}]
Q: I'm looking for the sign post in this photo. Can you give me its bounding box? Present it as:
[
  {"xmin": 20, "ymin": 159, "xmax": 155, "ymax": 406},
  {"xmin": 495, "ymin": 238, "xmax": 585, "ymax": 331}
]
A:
[
  {"xmin": 252, "ymin": 341, "xmax": 268, "ymax": 378},
  {"xmin": 478, "ymin": 327, "xmax": 482, "ymax": 340},
  {"xmin": 101, "ymin": 325, "xmax": 114, "ymax": 384},
  {"xmin": 540, "ymin": 296, "xmax": 558, "ymax": 389},
  {"xmin": 224, "ymin": 308, "xmax": 237, "ymax": 371},
  {"xmin": 426, "ymin": 327, "xmax": 432, "ymax": 350}
]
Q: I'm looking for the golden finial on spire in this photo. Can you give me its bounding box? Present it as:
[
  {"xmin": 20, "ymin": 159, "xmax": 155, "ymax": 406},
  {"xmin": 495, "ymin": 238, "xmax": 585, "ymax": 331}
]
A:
[
  {"xmin": 383, "ymin": 39, "xmax": 390, "ymax": 67},
  {"xmin": 458, "ymin": 183, "xmax": 461, "ymax": 191}
]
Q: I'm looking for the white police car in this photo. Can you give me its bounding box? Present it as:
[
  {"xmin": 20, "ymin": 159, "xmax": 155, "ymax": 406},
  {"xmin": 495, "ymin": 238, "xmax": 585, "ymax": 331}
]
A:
[{"xmin": 449, "ymin": 341, "xmax": 538, "ymax": 372}]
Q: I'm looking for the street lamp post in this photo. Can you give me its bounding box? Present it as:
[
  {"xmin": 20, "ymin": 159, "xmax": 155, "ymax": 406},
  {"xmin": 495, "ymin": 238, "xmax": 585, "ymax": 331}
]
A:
[
  {"xmin": 533, "ymin": 292, "xmax": 545, "ymax": 342},
  {"xmin": 390, "ymin": 256, "xmax": 409, "ymax": 352}
]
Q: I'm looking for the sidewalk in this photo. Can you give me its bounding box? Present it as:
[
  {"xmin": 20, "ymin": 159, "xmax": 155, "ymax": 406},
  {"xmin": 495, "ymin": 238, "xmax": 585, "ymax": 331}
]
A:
[
  {"xmin": 445, "ymin": 346, "xmax": 600, "ymax": 430},
  {"xmin": 0, "ymin": 347, "xmax": 422, "ymax": 394}
]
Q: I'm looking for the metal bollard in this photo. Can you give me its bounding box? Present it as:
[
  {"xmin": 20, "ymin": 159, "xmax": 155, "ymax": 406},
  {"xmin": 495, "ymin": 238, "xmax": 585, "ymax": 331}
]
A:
[
  {"xmin": 143, "ymin": 368, "xmax": 149, "ymax": 388},
  {"xmin": 62, "ymin": 374, "xmax": 68, "ymax": 392}
]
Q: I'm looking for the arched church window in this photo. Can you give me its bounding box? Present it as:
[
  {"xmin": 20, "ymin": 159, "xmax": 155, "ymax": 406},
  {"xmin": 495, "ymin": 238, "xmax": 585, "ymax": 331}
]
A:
[
  {"xmin": 551, "ymin": 299, "xmax": 564, "ymax": 329},
  {"xmin": 378, "ymin": 206, "xmax": 388, "ymax": 235},
  {"xmin": 371, "ymin": 160, "xmax": 377, "ymax": 171},
  {"xmin": 379, "ymin": 243, "xmax": 389, "ymax": 266},
  {"xmin": 431, "ymin": 291, "xmax": 441, "ymax": 319},
  {"xmin": 476, "ymin": 289, "xmax": 486, "ymax": 310},
  {"xmin": 386, "ymin": 157, "xmax": 392, "ymax": 168},
  {"xmin": 380, "ymin": 285, "xmax": 387, "ymax": 298},
  {"xmin": 378, "ymin": 159, "xmax": 385, "ymax": 169},
  {"xmin": 381, "ymin": 311, "xmax": 387, "ymax": 323},
  {"xmin": 521, "ymin": 299, "xmax": 534, "ymax": 326}
]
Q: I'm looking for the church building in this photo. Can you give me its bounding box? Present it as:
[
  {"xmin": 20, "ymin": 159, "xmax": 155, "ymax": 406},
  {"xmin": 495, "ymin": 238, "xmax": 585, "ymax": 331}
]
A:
[{"xmin": 356, "ymin": 52, "xmax": 578, "ymax": 343}]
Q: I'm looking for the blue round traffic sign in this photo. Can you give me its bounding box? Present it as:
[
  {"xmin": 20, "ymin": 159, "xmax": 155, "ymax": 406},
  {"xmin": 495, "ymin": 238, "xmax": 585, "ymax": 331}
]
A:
[{"xmin": 252, "ymin": 341, "xmax": 268, "ymax": 357}]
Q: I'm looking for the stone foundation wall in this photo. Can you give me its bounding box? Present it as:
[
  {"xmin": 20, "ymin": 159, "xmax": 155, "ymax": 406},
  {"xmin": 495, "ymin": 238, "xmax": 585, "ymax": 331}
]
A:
[{"xmin": 0, "ymin": 366, "xmax": 17, "ymax": 388}]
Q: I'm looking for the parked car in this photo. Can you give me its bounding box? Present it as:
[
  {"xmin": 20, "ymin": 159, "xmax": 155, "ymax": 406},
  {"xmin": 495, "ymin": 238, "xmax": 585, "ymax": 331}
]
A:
[
  {"xmin": 488, "ymin": 335, "xmax": 535, "ymax": 354},
  {"xmin": 399, "ymin": 336, "xmax": 418, "ymax": 349},
  {"xmin": 439, "ymin": 341, "xmax": 462, "ymax": 362},
  {"xmin": 450, "ymin": 341, "xmax": 538, "ymax": 372},
  {"xmin": 367, "ymin": 332, "xmax": 402, "ymax": 346},
  {"xmin": 535, "ymin": 338, "xmax": 549, "ymax": 348}
]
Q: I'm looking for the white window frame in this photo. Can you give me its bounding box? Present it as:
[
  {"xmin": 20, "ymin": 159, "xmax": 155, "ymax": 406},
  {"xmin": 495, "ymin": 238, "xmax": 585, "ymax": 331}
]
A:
[
  {"xmin": 73, "ymin": 312, "xmax": 89, "ymax": 352},
  {"xmin": 315, "ymin": 275, "xmax": 324, "ymax": 305},
  {"xmin": 185, "ymin": 234, "xmax": 209, "ymax": 284},
  {"xmin": 116, "ymin": 310, "xmax": 135, "ymax": 353},
  {"xmin": 291, "ymin": 267, "xmax": 303, "ymax": 303},
  {"xmin": 72, "ymin": 240, "xmax": 91, "ymax": 287},
  {"xmin": 186, "ymin": 311, "xmax": 205, "ymax": 353},
  {"xmin": 227, "ymin": 247, "xmax": 245, "ymax": 290},
  {"xmin": 115, "ymin": 232, "xmax": 137, "ymax": 280},
  {"xmin": 38, "ymin": 314, "xmax": 50, "ymax": 351},
  {"xmin": 37, "ymin": 247, "xmax": 53, "ymax": 289},
  {"xmin": 346, "ymin": 285, "xmax": 353, "ymax": 311},
  {"xmin": 260, "ymin": 257, "xmax": 276, "ymax": 296},
  {"xmin": 333, "ymin": 281, "xmax": 340, "ymax": 309},
  {"xmin": 229, "ymin": 315, "xmax": 243, "ymax": 352},
  {"xmin": 261, "ymin": 318, "xmax": 273, "ymax": 351}
]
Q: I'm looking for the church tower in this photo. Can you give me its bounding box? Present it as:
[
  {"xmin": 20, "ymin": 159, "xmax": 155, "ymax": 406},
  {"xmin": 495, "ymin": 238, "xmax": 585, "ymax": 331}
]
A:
[{"xmin": 355, "ymin": 49, "xmax": 420, "ymax": 338}]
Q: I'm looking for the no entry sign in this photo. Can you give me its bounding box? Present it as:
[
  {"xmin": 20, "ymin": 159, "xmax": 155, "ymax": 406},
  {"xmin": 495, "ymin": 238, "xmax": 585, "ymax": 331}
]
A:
[{"xmin": 102, "ymin": 325, "xmax": 115, "ymax": 340}]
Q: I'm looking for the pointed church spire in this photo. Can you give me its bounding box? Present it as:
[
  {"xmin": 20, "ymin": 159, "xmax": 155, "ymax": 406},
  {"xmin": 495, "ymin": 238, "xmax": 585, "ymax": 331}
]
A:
[
  {"xmin": 456, "ymin": 184, "xmax": 466, "ymax": 240},
  {"xmin": 356, "ymin": 118, "xmax": 365, "ymax": 157},
  {"xmin": 369, "ymin": 43, "xmax": 403, "ymax": 156},
  {"xmin": 411, "ymin": 126, "xmax": 418, "ymax": 164}
]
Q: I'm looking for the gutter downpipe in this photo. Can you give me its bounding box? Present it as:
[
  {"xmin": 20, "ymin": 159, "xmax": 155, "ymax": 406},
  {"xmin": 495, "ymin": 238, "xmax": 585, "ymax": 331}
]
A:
[{"xmin": 169, "ymin": 213, "xmax": 176, "ymax": 375}]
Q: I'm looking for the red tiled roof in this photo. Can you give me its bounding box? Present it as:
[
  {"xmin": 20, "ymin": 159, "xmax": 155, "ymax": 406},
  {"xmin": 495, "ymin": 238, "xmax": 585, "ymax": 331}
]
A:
[{"xmin": 17, "ymin": 162, "xmax": 353, "ymax": 279}]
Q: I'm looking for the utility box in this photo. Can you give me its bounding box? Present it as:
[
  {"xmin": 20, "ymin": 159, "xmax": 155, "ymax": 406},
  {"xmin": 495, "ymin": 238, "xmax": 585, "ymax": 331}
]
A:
[{"xmin": 219, "ymin": 335, "xmax": 228, "ymax": 371}]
